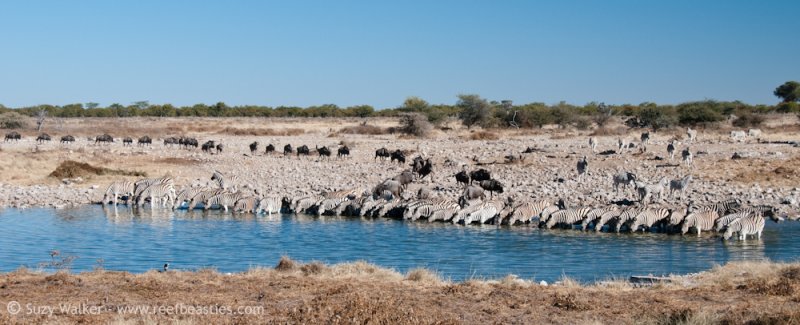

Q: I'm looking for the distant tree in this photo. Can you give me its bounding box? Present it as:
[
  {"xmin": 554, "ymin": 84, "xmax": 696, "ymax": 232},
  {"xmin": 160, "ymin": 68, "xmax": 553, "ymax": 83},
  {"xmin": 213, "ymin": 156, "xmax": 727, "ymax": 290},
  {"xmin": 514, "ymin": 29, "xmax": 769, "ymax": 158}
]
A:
[
  {"xmin": 774, "ymin": 81, "xmax": 800, "ymax": 103},
  {"xmin": 346, "ymin": 105, "xmax": 374, "ymax": 118},
  {"xmin": 84, "ymin": 102, "xmax": 99, "ymax": 109},
  {"xmin": 402, "ymin": 96, "xmax": 429, "ymax": 112},
  {"xmin": 592, "ymin": 102, "xmax": 613, "ymax": 127},
  {"xmin": 456, "ymin": 94, "xmax": 492, "ymax": 128},
  {"xmin": 132, "ymin": 101, "xmax": 150, "ymax": 110}
]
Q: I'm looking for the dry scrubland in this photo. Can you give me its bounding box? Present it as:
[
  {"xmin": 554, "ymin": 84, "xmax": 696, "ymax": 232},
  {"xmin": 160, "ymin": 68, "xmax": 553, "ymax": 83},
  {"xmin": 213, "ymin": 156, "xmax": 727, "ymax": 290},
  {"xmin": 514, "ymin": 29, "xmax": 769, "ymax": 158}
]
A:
[{"xmin": 1, "ymin": 258, "xmax": 799, "ymax": 324}]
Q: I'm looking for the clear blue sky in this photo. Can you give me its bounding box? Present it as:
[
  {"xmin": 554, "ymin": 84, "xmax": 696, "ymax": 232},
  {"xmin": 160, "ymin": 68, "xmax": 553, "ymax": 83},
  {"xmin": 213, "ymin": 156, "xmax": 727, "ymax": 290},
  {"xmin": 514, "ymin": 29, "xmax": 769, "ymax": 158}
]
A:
[{"xmin": 1, "ymin": 1, "xmax": 797, "ymax": 109}]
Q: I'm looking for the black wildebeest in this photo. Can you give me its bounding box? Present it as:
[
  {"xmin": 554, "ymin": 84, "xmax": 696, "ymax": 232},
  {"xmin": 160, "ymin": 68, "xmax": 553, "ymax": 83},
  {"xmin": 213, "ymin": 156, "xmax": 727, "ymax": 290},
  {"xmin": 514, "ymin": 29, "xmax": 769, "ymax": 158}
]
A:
[
  {"xmin": 202, "ymin": 140, "xmax": 216, "ymax": 153},
  {"xmin": 60, "ymin": 135, "xmax": 75, "ymax": 144},
  {"xmin": 123, "ymin": 137, "xmax": 133, "ymax": 146},
  {"xmin": 316, "ymin": 145, "xmax": 331, "ymax": 159},
  {"xmin": 411, "ymin": 156, "xmax": 434, "ymax": 179},
  {"xmin": 390, "ymin": 150, "xmax": 405, "ymax": 164},
  {"xmin": 479, "ymin": 179, "xmax": 504, "ymax": 199},
  {"xmin": 375, "ymin": 147, "xmax": 390, "ymax": 161},
  {"xmin": 469, "ymin": 168, "xmax": 491, "ymax": 184},
  {"xmin": 337, "ymin": 145, "xmax": 350, "ymax": 158},
  {"xmin": 373, "ymin": 179, "xmax": 403, "ymax": 199},
  {"xmin": 138, "ymin": 136, "xmax": 152, "ymax": 146},
  {"xmin": 265, "ymin": 144, "xmax": 275, "ymax": 154},
  {"xmin": 216, "ymin": 143, "xmax": 224, "ymax": 153},
  {"xmin": 5, "ymin": 131, "xmax": 21, "ymax": 141},
  {"xmin": 182, "ymin": 137, "xmax": 198, "ymax": 149},
  {"xmin": 392, "ymin": 170, "xmax": 414, "ymax": 189},
  {"xmin": 36, "ymin": 133, "xmax": 51, "ymax": 143},
  {"xmin": 95, "ymin": 134, "xmax": 114, "ymax": 144},
  {"xmin": 283, "ymin": 144, "xmax": 293, "ymax": 157},
  {"xmin": 459, "ymin": 185, "xmax": 485, "ymax": 207},
  {"xmin": 297, "ymin": 145, "xmax": 310, "ymax": 157},
  {"xmin": 455, "ymin": 168, "xmax": 470, "ymax": 187},
  {"xmin": 164, "ymin": 137, "xmax": 179, "ymax": 147},
  {"xmin": 249, "ymin": 141, "xmax": 259, "ymax": 154}
]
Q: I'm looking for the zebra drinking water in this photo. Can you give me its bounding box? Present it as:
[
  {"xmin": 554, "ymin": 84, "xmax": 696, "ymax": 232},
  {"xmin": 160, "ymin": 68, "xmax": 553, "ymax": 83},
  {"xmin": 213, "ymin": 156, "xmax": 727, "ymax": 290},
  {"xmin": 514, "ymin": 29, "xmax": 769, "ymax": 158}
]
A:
[{"xmin": 723, "ymin": 213, "xmax": 766, "ymax": 240}]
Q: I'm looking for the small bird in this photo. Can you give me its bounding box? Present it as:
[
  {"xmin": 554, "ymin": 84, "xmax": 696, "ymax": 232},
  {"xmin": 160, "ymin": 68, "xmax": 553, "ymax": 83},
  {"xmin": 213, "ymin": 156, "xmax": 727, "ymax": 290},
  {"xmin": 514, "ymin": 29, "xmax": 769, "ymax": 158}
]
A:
[{"xmin": 159, "ymin": 263, "xmax": 169, "ymax": 273}]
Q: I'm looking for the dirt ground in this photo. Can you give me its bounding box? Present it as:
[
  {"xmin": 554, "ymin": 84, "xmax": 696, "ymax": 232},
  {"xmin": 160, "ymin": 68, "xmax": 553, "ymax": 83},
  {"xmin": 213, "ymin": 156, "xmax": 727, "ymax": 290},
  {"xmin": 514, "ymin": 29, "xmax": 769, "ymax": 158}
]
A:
[{"xmin": 0, "ymin": 259, "xmax": 799, "ymax": 324}]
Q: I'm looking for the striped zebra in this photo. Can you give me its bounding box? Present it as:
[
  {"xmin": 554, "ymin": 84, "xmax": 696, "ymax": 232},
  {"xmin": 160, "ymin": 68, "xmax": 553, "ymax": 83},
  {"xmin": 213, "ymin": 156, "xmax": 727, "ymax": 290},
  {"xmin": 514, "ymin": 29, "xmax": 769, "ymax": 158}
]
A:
[
  {"xmin": 580, "ymin": 206, "xmax": 619, "ymax": 231},
  {"xmin": 544, "ymin": 207, "xmax": 593, "ymax": 229},
  {"xmin": 714, "ymin": 205, "xmax": 775, "ymax": 232},
  {"xmin": 590, "ymin": 208, "xmax": 624, "ymax": 232},
  {"xmin": 402, "ymin": 199, "xmax": 434, "ymax": 220},
  {"xmin": 618, "ymin": 138, "xmax": 627, "ymax": 154},
  {"xmin": 629, "ymin": 208, "xmax": 674, "ymax": 232},
  {"xmin": 681, "ymin": 210, "xmax": 720, "ymax": 236},
  {"xmin": 103, "ymin": 181, "xmax": 135, "ymax": 205},
  {"xmin": 133, "ymin": 177, "xmax": 175, "ymax": 201},
  {"xmin": 426, "ymin": 201, "xmax": 461, "ymax": 223},
  {"xmin": 174, "ymin": 187, "xmax": 206, "ymax": 210},
  {"xmin": 211, "ymin": 170, "xmax": 242, "ymax": 192},
  {"xmin": 636, "ymin": 177, "xmax": 669, "ymax": 204},
  {"xmin": 723, "ymin": 213, "xmax": 765, "ymax": 240},
  {"xmin": 686, "ymin": 128, "xmax": 697, "ymax": 143},
  {"xmin": 681, "ymin": 149, "xmax": 693, "ymax": 168},
  {"xmin": 289, "ymin": 195, "xmax": 324, "ymax": 214},
  {"xmin": 692, "ymin": 198, "xmax": 741, "ymax": 217},
  {"xmin": 205, "ymin": 192, "xmax": 243, "ymax": 212},
  {"xmin": 233, "ymin": 197, "xmax": 260, "ymax": 213},
  {"xmin": 500, "ymin": 200, "xmax": 554, "ymax": 225},
  {"xmin": 669, "ymin": 175, "xmax": 692, "ymax": 199},
  {"xmin": 187, "ymin": 189, "xmax": 225, "ymax": 210},
  {"xmin": 256, "ymin": 196, "xmax": 283, "ymax": 216},
  {"xmin": 614, "ymin": 206, "xmax": 647, "ymax": 232},
  {"xmin": 453, "ymin": 200, "xmax": 504, "ymax": 225},
  {"xmin": 315, "ymin": 195, "xmax": 354, "ymax": 216},
  {"xmin": 405, "ymin": 198, "xmax": 460, "ymax": 222},
  {"xmin": 135, "ymin": 183, "xmax": 176, "ymax": 208},
  {"xmin": 333, "ymin": 196, "xmax": 369, "ymax": 216},
  {"xmin": 538, "ymin": 205, "xmax": 563, "ymax": 225},
  {"xmin": 588, "ymin": 137, "xmax": 598, "ymax": 153},
  {"xmin": 667, "ymin": 140, "xmax": 677, "ymax": 161}
]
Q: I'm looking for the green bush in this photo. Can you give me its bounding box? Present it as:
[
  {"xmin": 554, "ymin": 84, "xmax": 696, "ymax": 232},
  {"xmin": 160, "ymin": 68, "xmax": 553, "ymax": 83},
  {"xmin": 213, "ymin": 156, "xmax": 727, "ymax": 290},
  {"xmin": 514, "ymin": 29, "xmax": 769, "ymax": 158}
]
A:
[
  {"xmin": 637, "ymin": 107, "xmax": 677, "ymax": 130},
  {"xmin": 732, "ymin": 113, "xmax": 765, "ymax": 128},
  {"xmin": 677, "ymin": 101, "xmax": 725, "ymax": 126}
]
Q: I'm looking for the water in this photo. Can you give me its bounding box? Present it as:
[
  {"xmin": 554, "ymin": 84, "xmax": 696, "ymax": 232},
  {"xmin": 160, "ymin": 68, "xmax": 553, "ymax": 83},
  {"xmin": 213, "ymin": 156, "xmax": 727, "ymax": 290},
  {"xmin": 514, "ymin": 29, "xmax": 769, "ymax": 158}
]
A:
[{"xmin": 0, "ymin": 205, "xmax": 798, "ymax": 282}]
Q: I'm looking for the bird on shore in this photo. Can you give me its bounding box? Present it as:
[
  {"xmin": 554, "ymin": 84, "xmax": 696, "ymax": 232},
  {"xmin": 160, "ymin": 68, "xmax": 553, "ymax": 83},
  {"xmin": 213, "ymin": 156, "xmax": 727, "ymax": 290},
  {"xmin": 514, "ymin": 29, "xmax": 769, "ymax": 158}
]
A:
[{"xmin": 158, "ymin": 263, "xmax": 169, "ymax": 273}]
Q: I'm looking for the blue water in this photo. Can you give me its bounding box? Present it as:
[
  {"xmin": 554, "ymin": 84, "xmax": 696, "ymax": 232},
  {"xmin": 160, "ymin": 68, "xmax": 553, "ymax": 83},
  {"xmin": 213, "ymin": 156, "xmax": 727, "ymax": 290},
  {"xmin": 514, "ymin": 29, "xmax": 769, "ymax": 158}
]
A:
[{"xmin": 0, "ymin": 205, "xmax": 798, "ymax": 282}]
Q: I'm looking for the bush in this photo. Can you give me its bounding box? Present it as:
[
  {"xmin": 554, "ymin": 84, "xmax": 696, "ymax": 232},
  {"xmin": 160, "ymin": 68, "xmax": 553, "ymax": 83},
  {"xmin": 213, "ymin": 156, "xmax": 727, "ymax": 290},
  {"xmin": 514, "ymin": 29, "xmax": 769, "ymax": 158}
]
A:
[
  {"xmin": 469, "ymin": 131, "xmax": 499, "ymax": 140},
  {"xmin": 338, "ymin": 124, "xmax": 388, "ymax": 135},
  {"xmin": 0, "ymin": 112, "xmax": 29, "ymax": 129},
  {"xmin": 457, "ymin": 94, "xmax": 493, "ymax": 128},
  {"xmin": 777, "ymin": 102, "xmax": 800, "ymax": 113},
  {"xmin": 637, "ymin": 107, "xmax": 677, "ymax": 130},
  {"xmin": 398, "ymin": 112, "xmax": 433, "ymax": 137},
  {"xmin": 732, "ymin": 112, "xmax": 765, "ymax": 128},
  {"xmin": 677, "ymin": 101, "xmax": 725, "ymax": 126}
]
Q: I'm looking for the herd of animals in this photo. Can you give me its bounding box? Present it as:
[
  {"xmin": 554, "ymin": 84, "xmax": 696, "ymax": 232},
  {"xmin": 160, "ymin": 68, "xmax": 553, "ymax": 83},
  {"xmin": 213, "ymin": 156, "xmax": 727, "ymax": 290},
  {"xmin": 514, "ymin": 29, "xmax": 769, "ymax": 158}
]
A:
[{"xmin": 78, "ymin": 126, "xmax": 791, "ymax": 242}]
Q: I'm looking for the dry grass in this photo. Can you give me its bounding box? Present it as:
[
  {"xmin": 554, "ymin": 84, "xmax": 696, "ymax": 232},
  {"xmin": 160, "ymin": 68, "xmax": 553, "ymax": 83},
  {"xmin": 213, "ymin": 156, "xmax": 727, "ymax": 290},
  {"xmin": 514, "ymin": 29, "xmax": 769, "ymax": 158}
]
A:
[
  {"xmin": 217, "ymin": 127, "xmax": 304, "ymax": 136},
  {"xmin": 48, "ymin": 160, "xmax": 146, "ymax": 179},
  {"xmin": 337, "ymin": 124, "xmax": 389, "ymax": 135},
  {"xmin": 730, "ymin": 157, "xmax": 800, "ymax": 186},
  {"xmin": 0, "ymin": 260, "xmax": 799, "ymax": 324}
]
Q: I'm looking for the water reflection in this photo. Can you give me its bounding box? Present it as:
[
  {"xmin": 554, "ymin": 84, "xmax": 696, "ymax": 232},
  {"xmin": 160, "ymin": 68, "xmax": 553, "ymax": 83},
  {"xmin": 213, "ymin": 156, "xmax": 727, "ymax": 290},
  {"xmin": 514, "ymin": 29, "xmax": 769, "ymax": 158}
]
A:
[{"xmin": 0, "ymin": 206, "xmax": 797, "ymax": 282}]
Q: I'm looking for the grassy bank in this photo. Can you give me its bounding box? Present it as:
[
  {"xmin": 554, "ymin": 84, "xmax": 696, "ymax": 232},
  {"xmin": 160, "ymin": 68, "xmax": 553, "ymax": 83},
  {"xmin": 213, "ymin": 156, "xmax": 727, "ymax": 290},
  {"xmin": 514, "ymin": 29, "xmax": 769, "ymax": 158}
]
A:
[{"xmin": 1, "ymin": 258, "xmax": 799, "ymax": 324}]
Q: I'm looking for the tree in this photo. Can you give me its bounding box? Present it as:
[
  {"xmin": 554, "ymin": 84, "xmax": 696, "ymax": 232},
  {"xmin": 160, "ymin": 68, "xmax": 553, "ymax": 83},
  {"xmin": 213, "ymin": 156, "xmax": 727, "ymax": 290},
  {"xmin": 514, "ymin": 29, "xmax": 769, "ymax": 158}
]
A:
[
  {"xmin": 402, "ymin": 96, "xmax": 429, "ymax": 112},
  {"xmin": 774, "ymin": 81, "xmax": 800, "ymax": 103},
  {"xmin": 456, "ymin": 94, "xmax": 492, "ymax": 128},
  {"xmin": 84, "ymin": 102, "xmax": 99, "ymax": 109},
  {"xmin": 592, "ymin": 102, "xmax": 613, "ymax": 127},
  {"xmin": 132, "ymin": 101, "xmax": 150, "ymax": 110},
  {"xmin": 36, "ymin": 108, "xmax": 47, "ymax": 132}
]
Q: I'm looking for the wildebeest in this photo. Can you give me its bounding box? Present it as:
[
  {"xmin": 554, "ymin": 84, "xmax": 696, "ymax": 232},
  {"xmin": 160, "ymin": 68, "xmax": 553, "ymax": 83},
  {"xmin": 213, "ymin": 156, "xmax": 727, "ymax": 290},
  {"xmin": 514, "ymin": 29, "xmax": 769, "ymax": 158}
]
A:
[
  {"xmin": 202, "ymin": 140, "xmax": 216, "ymax": 153},
  {"xmin": 392, "ymin": 170, "xmax": 414, "ymax": 189},
  {"xmin": 283, "ymin": 144, "xmax": 293, "ymax": 157},
  {"xmin": 375, "ymin": 147, "xmax": 390, "ymax": 161},
  {"xmin": 36, "ymin": 133, "xmax": 51, "ymax": 143},
  {"xmin": 164, "ymin": 137, "xmax": 179, "ymax": 147},
  {"xmin": 249, "ymin": 141, "xmax": 259, "ymax": 154},
  {"xmin": 4, "ymin": 131, "xmax": 21, "ymax": 141},
  {"xmin": 297, "ymin": 145, "xmax": 310, "ymax": 157},
  {"xmin": 95, "ymin": 134, "xmax": 114, "ymax": 144},
  {"xmin": 469, "ymin": 168, "xmax": 491, "ymax": 184},
  {"xmin": 216, "ymin": 143, "xmax": 224, "ymax": 153},
  {"xmin": 265, "ymin": 144, "xmax": 275, "ymax": 154},
  {"xmin": 138, "ymin": 136, "xmax": 152, "ymax": 146},
  {"xmin": 479, "ymin": 179, "xmax": 504, "ymax": 199},
  {"xmin": 60, "ymin": 135, "xmax": 75, "ymax": 143},
  {"xmin": 459, "ymin": 185, "xmax": 486, "ymax": 207},
  {"xmin": 316, "ymin": 145, "xmax": 332, "ymax": 159},
  {"xmin": 412, "ymin": 156, "xmax": 434, "ymax": 179},
  {"xmin": 373, "ymin": 179, "xmax": 403, "ymax": 199},
  {"xmin": 455, "ymin": 168, "xmax": 470, "ymax": 187},
  {"xmin": 123, "ymin": 137, "xmax": 133, "ymax": 146},
  {"xmin": 182, "ymin": 137, "xmax": 199, "ymax": 149},
  {"xmin": 390, "ymin": 150, "xmax": 405, "ymax": 164},
  {"xmin": 337, "ymin": 145, "xmax": 350, "ymax": 158}
]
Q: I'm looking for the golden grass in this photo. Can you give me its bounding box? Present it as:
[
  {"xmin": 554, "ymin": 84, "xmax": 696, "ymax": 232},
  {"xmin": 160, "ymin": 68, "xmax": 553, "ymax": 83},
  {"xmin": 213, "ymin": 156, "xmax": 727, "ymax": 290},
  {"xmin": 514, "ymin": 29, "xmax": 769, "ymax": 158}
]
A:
[
  {"xmin": 337, "ymin": 124, "xmax": 389, "ymax": 135},
  {"xmin": 216, "ymin": 127, "xmax": 304, "ymax": 136},
  {"xmin": 48, "ymin": 160, "xmax": 146, "ymax": 178},
  {"xmin": 468, "ymin": 130, "xmax": 499, "ymax": 140}
]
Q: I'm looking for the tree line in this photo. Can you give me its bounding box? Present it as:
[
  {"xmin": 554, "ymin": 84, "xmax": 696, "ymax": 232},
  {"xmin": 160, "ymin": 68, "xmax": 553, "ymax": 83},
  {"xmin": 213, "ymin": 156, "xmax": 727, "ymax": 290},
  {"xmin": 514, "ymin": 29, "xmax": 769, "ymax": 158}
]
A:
[{"xmin": 1, "ymin": 81, "xmax": 798, "ymax": 130}]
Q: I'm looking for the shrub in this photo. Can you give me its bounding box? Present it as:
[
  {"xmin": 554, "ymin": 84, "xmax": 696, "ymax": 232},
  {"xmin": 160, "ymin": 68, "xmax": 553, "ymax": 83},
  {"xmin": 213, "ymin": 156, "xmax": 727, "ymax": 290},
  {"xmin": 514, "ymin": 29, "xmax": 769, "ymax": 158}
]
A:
[
  {"xmin": 776, "ymin": 102, "xmax": 800, "ymax": 113},
  {"xmin": 338, "ymin": 124, "xmax": 388, "ymax": 135},
  {"xmin": 637, "ymin": 106, "xmax": 677, "ymax": 130},
  {"xmin": 398, "ymin": 112, "xmax": 433, "ymax": 137},
  {"xmin": 457, "ymin": 94, "xmax": 493, "ymax": 128},
  {"xmin": 0, "ymin": 111, "xmax": 29, "ymax": 129},
  {"xmin": 469, "ymin": 131, "xmax": 499, "ymax": 140},
  {"xmin": 217, "ymin": 127, "xmax": 304, "ymax": 136},
  {"xmin": 677, "ymin": 101, "xmax": 725, "ymax": 126},
  {"xmin": 732, "ymin": 112, "xmax": 765, "ymax": 128}
]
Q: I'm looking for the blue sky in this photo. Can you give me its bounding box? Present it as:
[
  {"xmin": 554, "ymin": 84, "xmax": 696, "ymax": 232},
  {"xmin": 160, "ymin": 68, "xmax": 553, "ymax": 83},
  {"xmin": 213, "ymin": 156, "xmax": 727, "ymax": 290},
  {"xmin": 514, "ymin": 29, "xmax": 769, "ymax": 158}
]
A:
[{"xmin": 0, "ymin": 1, "xmax": 797, "ymax": 109}]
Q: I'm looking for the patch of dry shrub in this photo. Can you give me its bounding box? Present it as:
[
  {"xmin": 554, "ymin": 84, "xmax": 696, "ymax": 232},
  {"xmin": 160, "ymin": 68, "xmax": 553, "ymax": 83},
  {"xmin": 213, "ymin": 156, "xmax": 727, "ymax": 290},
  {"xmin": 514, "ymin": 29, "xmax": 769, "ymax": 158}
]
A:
[
  {"xmin": 338, "ymin": 124, "xmax": 388, "ymax": 135},
  {"xmin": 217, "ymin": 127, "xmax": 304, "ymax": 136},
  {"xmin": 589, "ymin": 126, "xmax": 628, "ymax": 136},
  {"xmin": 48, "ymin": 160, "xmax": 146, "ymax": 178},
  {"xmin": 468, "ymin": 131, "xmax": 499, "ymax": 140},
  {"xmin": 405, "ymin": 268, "xmax": 443, "ymax": 284},
  {"xmin": 275, "ymin": 256, "xmax": 298, "ymax": 271}
]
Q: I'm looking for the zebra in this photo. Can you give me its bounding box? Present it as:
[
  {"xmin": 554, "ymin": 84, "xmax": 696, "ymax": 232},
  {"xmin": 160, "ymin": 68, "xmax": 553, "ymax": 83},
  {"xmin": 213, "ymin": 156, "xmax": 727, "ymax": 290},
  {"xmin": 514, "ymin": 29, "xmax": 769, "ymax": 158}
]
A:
[
  {"xmin": 747, "ymin": 129, "xmax": 762, "ymax": 141},
  {"xmin": 730, "ymin": 130, "xmax": 746, "ymax": 143},
  {"xmin": 589, "ymin": 207, "xmax": 623, "ymax": 232},
  {"xmin": 681, "ymin": 148, "xmax": 693, "ymax": 167},
  {"xmin": 714, "ymin": 205, "xmax": 776, "ymax": 232},
  {"xmin": 256, "ymin": 196, "xmax": 283, "ymax": 216},
  {"xmin": 315, "ymin": 196, "xmax": 354, "ymax": 216},
  {"xmin": 681, "ymin": 210, "xmax": 720, "ymax": 236},
  {"xmin": 425, "ymin": 200, "xmax": 462, "ymax": 223},
  {"xmin": 289, "ymin": 195, "xmax": 323, "ymax": 214},
  {"xmin": 617, "ymin": 138, "xmax": 627, "ymax": 154},
  {"xmin": 173, "ymin": 187, "xmax": 206, "ymax": 210},
  {"xmin": 501, "ymin": 200, "xmax": 554, "ymax": 225},
  {"xmin": 135, "ymin": 183, "xmax": 177, "ymax": 208},
  {"xmin": 233, "ymin": 197, "xmax": 260, "ymax": 213},
  {"xmin": 544, "ymin": 207, "xmax": 593, "ymax": 229},
  {"xmin": 538, "ymin": 205, "xmax": 563, "ymax": 225},
  {"xmin": 636, "ymin": 177, "xmax": 669, "ymax": 204},
  {"xmin": 133, "ymin": 177, "xmax": 175, "ymax": 202},
  {"xmin": 629, "ymin": 208, "xmax": 674, "ymax": 232},
  {"xmin": 667, "ymin": 140, "xmax": 677, "ymax": 161},
  {"xmin": 723, "ymin": 214, "xmax": 765, "ymax": 240},
  {"xmin": 453, "ymin": 200, "xmax": 504, "ymax": 225},
  {"xmin": 614, "ymin": 206, "xmax": 647, "ymax": 232},
  {"xmin": 669, "ymin": 175, "xmax": 692, "ymax": 199},
  {"xmin": 102, "ymin": 181, "xmax": 135, "ymax": 205},
  {"xmin": 693, "ymin": 198, "xmax": 742, "ymax": 217},
  {"xmin": 581, "ymin": 206, "xmax": 619, "ymax": 231},
  {"xmin": 404, "ymin": 198, "xmax": 460, "ymax": 221},
  {"xmin": 186, "ymin": 189, "xmax": 224, "ymax": 210},
  {"xmin": 686, "ymin": 128, "xmax": 697, "ymax": 143},
  {"xmin": 211, "ymin": 170, "xmax": 241, "ymax": 192},
  {"xmin": 588, "ymin": 137, "xmax": 598, "ymax": 153},
  {"xmin": 576, "ymin": 156, "xmax": 588, "ymax": 180},
  {"xmin": 640, "ymin": 132, "xmax": 650, "ymax": 146},
  {"xmin": 612, "ymin": 172, "xmax": 637, "ymax": 194},
  {"xmin": 205, "ymin": 192, "xmax": 243, "ymax": 212}
]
